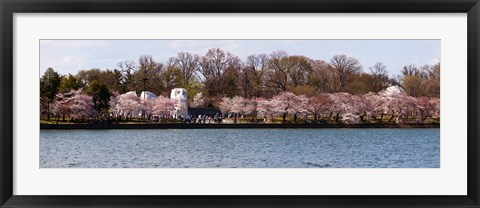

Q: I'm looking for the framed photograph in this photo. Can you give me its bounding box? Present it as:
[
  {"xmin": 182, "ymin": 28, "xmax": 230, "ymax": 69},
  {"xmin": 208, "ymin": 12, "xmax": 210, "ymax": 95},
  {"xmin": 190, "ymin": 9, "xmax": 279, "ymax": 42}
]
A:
[{"xmin": 1, "ymin": 0, "xmax": 479, "ymax": 207}]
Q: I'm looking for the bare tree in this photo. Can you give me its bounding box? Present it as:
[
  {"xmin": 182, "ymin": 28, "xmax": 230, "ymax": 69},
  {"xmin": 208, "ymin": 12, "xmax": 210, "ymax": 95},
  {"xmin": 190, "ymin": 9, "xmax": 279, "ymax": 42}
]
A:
[
  {"xmin": 368, "ymin": 62, "xmax": 390, "ymax": 92},
  {"xmin": 329, "ymin": 54, "xmax": 362, "ymax": 91},
  {"xmin": 241, "ymin": 53, "xmax": 270, "ymax": 98},
  {"xmin": 286, "ymin": 55, "xmax": 312, "ymax": 88},
  {"xmin": 399, "ymin": 64, "xmax": 424, "ymax": 79},
  {"xmin": 135, "ymin": 55, "xmax": 164, "ymax": 95},
  {"xmin": 117, "ymin": 60, "xmax": 136, "ymax": 73},
  {"xmin": 307, "ymin": 59, "xmax": 335, "ymax": 93},
  {"xmin": 117, "ymin": 60, "xmax": 136, "ymax": 92},
  {"xmin": 199, "ymin": 48, "xmax": 242, "ymax": 96},
  {"xmin": 170, "ymin": 52, "xmax": 200, "ymax": 86}
]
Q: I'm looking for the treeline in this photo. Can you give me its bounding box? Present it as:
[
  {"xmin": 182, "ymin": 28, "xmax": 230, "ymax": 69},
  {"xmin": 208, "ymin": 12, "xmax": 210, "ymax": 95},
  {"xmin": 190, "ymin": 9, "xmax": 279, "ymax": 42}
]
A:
[
  {"xmin": 40, "ymin": 48, "xmax": 440, "ymax": 118},
  {"xmin": 216, "ymin": 92, "xmax": 439, "ymax": 124},
  {"xmin": 47, "ymin": 89, "xmax": 440, "ymax": 125}
]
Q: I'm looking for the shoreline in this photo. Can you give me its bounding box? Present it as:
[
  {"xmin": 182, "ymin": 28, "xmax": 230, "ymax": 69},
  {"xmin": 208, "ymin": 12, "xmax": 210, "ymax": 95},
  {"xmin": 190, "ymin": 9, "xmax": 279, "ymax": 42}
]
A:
[{"xmin": 40, "ymin": 123, "xmax": 440, "ymax": 130}]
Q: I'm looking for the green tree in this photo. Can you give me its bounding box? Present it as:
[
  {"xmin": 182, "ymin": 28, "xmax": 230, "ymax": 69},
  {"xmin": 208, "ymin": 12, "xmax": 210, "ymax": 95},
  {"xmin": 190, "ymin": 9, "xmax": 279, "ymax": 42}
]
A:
[
  {"xmin": 86, "ymin": 80, "xmax": 111, "ymax": 113},
  {"xmin": 75, "ymin": 68, "xmax": 102, "ymax": 88},
  {"xmin": 59, "ymin": 74, "xmax": 80, "ymax": 93},
  {"xmin": 183, "ymin": 80, "xmax": 204, "ymax": 105},
  {"xmin": 40, "ymin": 67, "xmax": 61, "ymax": 120},
  {"xmin": 96, "ymin": 69, "xmax": 124, "ymax": 93}
]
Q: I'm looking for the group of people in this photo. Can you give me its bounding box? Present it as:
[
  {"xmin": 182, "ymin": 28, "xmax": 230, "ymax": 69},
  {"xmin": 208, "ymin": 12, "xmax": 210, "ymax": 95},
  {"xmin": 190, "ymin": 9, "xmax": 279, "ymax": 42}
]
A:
[{"xmin": 181, "ymin": 114, "xmax": 223, "ymax": 124}]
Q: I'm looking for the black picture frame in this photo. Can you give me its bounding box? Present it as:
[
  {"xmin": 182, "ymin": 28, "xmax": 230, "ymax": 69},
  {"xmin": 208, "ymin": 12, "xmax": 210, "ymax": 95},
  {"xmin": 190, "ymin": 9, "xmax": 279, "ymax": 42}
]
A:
[{"xmin": 1, "ymin": 0, "xmax": 479, "ymax": 207}]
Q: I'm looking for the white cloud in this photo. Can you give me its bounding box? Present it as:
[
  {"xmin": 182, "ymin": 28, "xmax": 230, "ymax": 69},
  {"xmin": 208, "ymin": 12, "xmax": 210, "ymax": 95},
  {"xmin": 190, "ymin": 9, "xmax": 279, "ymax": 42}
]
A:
[{"xmin": 61, "ymin": 55, "xmax": 85, "ymax": 65}]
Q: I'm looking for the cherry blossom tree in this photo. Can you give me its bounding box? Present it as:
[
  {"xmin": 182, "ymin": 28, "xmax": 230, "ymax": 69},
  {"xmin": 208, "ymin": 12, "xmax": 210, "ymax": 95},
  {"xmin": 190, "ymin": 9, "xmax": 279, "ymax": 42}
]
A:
[
  {"xmin": 52, "ymin": 89, "xmax": 95, "ymax": 122},
  {"xmin": 140, "ymin": 99, "xmax": 155, "ymax": 119},
  {"xmin": 69, "ymin": 90, "xmax": 95, "ymax": 122},
  {"xmin": 190, "ymin": 92, "xmax": 206, "ymax": 108},
  {"xmin": 431, "ymin": 98, "xmax": 440, "ymax": 120},
  {"xmin": 272, "ymin": 92, "xmax": 307, "ymax": 123},
  {"xmin": 242, "ymin": 98, "xmax": 257, "ymax": 116},
  {"xmin": 329, "ymin": 93, "xmax": 368, "ymax": 124},
  {"xmin": 152, "ymin": 96, "xmax": 175, "ymax": 120},
  {"xmin": 230, "ymin": 96, "xmax": 246, "ymax": 116},
  {"xmin": 218, "ymin": 97, "xmax": 233, "ymax": 116},
  {"xmin": 255, "ymin": 97, "xmax": 281, "ymax": 122},
  {"xmin": 362, "ymin": 92, "xmax": 388, "ymax": 123},
  {"xmin": 400, "ymin": 95, "xmax": 417, "ymax": 123},
  {"xmin": 218, "ymin": 96, "xmax": 257, "ymax": 118},
  {"xmin": 117, "ymin": 92, "xmax": 141, "ymax": 120},
  {"xmin": 349, "ymin": 94, "xmax": 369, "ymax": 121},
  {"xmin": 52, "ymin": 90, "xmax": 75, "ymax": 122},
  {"xmin": 329, "ymin": 92, "xmax": 353, "ymax": 123},
  {"xmin": 384, "ymin": 93, "xmax": 417, "ymax": 123},
  {"xmin": 233, "ymin": 96, "xmax": 257, "ymax": 117},
  {"xmin": 109, "ymin": 92, "xmax": 121, "ymax": 118},
  {"xmin": 416, "ymin": 96, "xmax": 437, "ymax": 122},
  {"xmin": 295, "ymin": 95, "xmax": 309, "ymax": 115},
  {"xmin": 341, "ymin": 113, "xmax": 360, "ymax": 124},
  {"xmin": 306, "ymin": 94, "xmax": 334, "ymax": 121}
]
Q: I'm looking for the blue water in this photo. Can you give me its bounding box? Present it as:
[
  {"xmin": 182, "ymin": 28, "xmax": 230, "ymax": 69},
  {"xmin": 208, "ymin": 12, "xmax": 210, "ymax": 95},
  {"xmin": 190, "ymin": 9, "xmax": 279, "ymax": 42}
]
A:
[{"xmin": 40, "ymin": 129, "xmax": 439, "ymax": 168}]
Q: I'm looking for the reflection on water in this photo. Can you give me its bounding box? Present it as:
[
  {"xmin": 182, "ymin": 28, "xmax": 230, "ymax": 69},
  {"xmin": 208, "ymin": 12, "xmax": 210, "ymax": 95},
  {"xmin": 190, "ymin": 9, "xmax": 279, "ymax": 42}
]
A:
[{"xmin": 40, "ymin": 128, "xmax": 439, "ymax": 168}]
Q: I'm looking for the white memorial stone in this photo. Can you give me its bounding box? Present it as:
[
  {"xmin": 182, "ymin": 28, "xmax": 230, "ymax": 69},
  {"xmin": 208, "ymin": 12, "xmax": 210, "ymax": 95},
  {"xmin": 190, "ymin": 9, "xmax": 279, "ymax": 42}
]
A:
[{"xmin": 170, "ymin": 88, "xmax": 189, "ymax": 119}]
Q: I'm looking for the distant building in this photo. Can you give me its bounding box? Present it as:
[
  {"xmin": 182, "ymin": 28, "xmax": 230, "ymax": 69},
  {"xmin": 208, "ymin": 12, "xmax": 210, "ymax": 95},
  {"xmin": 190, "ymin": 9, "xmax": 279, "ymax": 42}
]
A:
[
  {"xmin": 380, "ymin": 85, "xmax": 404, "ymax": 96},
  {"xmin": 170, "ymin": 88, "xmax": 188, "ymax": 118},
  {"xmin": 140, "ymin": 91, "xmax": 157, "ymax": 100},
  {"xmin": 124, "ymin": 91, "xmax": 137, "ymax": 96}
]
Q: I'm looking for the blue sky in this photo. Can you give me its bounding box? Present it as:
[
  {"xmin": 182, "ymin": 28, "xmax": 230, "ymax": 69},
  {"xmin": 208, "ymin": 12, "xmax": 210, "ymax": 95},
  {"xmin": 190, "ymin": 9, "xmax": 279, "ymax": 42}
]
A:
[{"xmin": 40, "ymin": 39, "xmax": 440, "ymax": 77}]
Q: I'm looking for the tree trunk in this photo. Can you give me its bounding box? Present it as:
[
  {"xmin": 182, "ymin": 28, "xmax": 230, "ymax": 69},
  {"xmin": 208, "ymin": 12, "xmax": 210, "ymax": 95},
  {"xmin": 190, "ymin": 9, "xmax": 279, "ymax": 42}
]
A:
[
  {"xmin": 387, "ymin": 114, "xmax": 395, "ymax": 123},
  {"xmin": 422, "ymin": 110, "xmax": 429, "ymax": 122},
  {"xmin": 283, "ymin": 112, "xmax": 287, "ymax": 123},
  {"xmin": 46, "ymin": 102, "xmax": 50, "ymax": 121}
]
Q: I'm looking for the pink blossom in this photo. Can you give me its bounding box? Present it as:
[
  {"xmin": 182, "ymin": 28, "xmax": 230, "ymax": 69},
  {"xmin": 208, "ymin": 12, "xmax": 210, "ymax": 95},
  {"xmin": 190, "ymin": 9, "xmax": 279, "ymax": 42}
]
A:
[
  {"xmin": 256, "ymin": 97, "xmax": 280, "ymax": 117},
  {"xmin": 69, "ymin": 90, "xmax": 95, "ymax": 118},
  {"xmin": 51, "ymin": 89, "xmax": 96, "ymax": 120},
  {"xmin": 306, "ymin": 94, "xmax": 334, "ymax": 120},
  {"xmin": 190, "ymin": 92, "xmax": 206, "ymax": 108},
  {"xmin": 152, "ymin": 96, "xmax": 175, "ymax": 118},
  {"xmin": 272, "ymin": 92, "xmax": 306, "ymax": 115},
  {"xmin": 218, "ymin": 97, "xmax": 233, "ymax": 115},
  {"xmin": 117, "ymin": 92, "xmax": 141, "ymax": 119}
]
